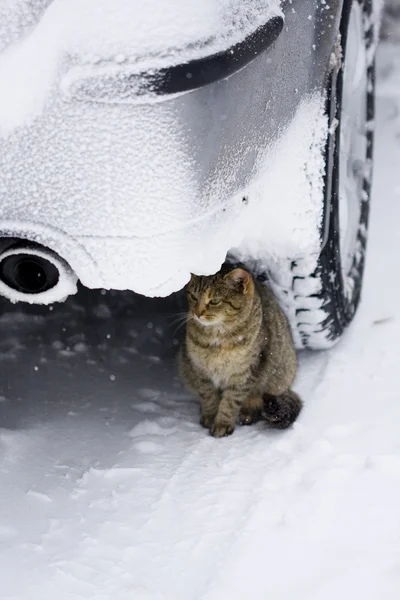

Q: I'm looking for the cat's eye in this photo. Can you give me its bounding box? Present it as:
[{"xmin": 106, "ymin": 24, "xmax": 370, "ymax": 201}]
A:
[
  {"xmin": 209, "ymin": 298, "xmax": 221, "ymax": 306},
  {"xmin": 188, "ymin": 292, "xmax": 197, "ymax": 302}
]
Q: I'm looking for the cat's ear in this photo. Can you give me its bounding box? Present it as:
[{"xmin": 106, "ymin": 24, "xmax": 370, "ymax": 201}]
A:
[{"xmin": 224, "ymin": 268, "xmax": 253, "ymax": 294}]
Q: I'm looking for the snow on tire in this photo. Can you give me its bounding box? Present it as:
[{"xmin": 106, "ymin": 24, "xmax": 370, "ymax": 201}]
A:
[{"xmin": 275, "ymin": 0, "xmax": 375, "ymax": 350}]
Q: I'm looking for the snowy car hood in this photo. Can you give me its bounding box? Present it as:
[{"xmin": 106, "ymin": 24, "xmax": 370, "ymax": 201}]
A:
[
  {"xmin": 0, "ymin": 0, "xmax": 283, "ymax": 59},
  {"xmin": 0, "ymin": 0, "xmax": 282, "ymax": 134}
]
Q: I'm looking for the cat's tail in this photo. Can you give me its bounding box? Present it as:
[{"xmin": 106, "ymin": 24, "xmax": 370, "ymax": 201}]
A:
[{"xmin": 262, "ymin": 389, "xmax": 302, "ymax": 429}]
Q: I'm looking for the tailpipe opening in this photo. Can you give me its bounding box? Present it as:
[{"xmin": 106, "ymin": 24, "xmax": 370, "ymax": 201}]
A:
[{"xmin": 0, "ymin": 242, "xmax": 78, "ymax": 304}]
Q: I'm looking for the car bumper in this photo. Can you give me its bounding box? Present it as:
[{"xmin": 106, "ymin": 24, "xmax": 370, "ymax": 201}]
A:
[{"xmin": 0, "ymin": 0, "xmax": 335, "ymax": 300}]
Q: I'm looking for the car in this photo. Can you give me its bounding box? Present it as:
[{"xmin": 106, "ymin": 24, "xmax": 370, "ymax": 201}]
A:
[{"xmin": 0, "ymin": 0, "xmax": 383, "ymax": 349}]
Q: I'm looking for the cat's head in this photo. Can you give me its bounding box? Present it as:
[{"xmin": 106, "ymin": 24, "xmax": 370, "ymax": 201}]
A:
[{"xmin": 186, "ymin": 267, "xmax": 255, "ymax": 328}]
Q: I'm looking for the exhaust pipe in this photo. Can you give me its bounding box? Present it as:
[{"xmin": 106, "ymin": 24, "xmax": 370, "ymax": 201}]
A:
[{"xmin": 0, "ymin": 243, "xmax": 78, "ymax": 304}]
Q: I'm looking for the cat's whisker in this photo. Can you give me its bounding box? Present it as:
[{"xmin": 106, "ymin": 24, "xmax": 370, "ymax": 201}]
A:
[
  {"xmin": 167, "ymin": 310, "xmax": 188, "ymax": 320},
  {"xmin": 172, "ymin": 314, "xmax": 193, "ymax": 336},
  {"xmin": 168, "ymin": 312, "xmax": 190, "ymax": 327},
  {"xmin": 167, "ymin": 310, "xmax": 187, "ymax": 320}
]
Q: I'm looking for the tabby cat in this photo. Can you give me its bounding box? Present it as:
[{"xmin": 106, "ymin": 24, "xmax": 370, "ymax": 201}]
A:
[{"xmin": 179, "ymin": 266, "xmax": 302, "ymax": 437}]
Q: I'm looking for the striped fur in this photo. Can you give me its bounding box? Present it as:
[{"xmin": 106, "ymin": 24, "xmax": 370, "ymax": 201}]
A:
[{"xmin": 179, "ymin": 267, "xmax": 302, "ymax": 437}]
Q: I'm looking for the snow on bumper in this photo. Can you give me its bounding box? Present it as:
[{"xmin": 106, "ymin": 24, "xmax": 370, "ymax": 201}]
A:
[
  {"xmin": 0, "ymin": 1, "xmax": 330, "ymax": 301},
  {"xmin": 0, "ymin": 93, "xmax": 327, "ymax": 299}
]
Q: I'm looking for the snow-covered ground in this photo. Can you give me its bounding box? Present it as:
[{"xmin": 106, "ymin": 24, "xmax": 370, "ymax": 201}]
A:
[{"xmin": 1, "ymin": 41, "xmax": 400, "ymax": 600}]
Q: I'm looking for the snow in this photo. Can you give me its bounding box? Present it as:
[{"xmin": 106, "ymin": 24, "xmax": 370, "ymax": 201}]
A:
[
  {"xmin": 1, "ymin": 40, "xmax": 400, "ymax": 598},
  {"xmin": 0, "ymin": 0, "xmax": 282, "ymax": 134},
  {"xmin": 0, "ymin": 0, "xmax": 326, "ymax": 300},
  {"xmin": 0, "ymin": 89, "xmax": 327, "ymax": 299},
  {"xmin": 232, "ymin": 93, "xmax": 327, "ymax": 261},
  {"xmin": 382, "ymin": 0, "xmax": 400, "ymax": 42},
  {"xmin": 0, "ymin": 0, "xmax": 282, "ymax": 61}
]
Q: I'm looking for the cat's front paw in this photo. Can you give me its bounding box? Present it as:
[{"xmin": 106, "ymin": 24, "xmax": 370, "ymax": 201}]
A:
[
  {"xmin": 200, "ymin": 414, "xmax": 215, "ymax": 429},
  {"xmin": 240, "ymin": 395, "xmax": 263, "ymax": 426},
  {"xmin": 210, "ymin": 420, "xmax": 235, "ymax": 438}
]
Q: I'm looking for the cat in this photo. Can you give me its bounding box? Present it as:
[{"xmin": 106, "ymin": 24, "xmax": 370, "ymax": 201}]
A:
[{"xmin": 179, "ymin": 265, "xmax": 302, "ymax": 437}]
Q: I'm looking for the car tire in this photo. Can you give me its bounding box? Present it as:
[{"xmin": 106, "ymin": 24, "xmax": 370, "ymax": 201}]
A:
[{"xmin": 277, "ymin": 0, "xmax": 375, "ymax": 350}]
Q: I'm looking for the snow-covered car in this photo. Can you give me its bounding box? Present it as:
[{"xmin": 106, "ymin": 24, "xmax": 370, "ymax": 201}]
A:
[{"xmin": 0, "ymin": 0, "xmax": 382, "ymax": 349}]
